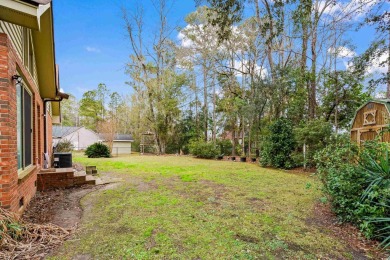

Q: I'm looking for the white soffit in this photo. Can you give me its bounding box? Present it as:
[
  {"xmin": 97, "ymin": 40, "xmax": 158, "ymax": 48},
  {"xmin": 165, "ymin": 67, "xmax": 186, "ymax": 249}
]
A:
[{"xmin": 0, "ymin": 0, "xmax": 51, "ymax": 30}]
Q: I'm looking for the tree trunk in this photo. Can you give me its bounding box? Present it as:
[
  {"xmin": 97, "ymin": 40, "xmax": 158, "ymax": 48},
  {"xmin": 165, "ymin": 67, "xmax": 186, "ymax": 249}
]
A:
[
  {"xmin": 203, "ymin": 64, "xmax": 208, "ymax": 142},
  {"xmin": 212, "ymin": 73, "xmax": 216, "ymax": 142},
  {"xmin": 309, "ymin": 10, "xmax": 319, "ymax": 119},
  {"xmin": 232, "ymin": 128, "xmax": 236, "ymax": 156}
]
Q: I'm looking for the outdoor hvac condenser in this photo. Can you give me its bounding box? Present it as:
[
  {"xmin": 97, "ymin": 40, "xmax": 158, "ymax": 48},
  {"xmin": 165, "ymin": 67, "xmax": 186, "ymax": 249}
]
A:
[{"xmin": 53, "ymin": 152, "xmax": 72, "ymax": 168}]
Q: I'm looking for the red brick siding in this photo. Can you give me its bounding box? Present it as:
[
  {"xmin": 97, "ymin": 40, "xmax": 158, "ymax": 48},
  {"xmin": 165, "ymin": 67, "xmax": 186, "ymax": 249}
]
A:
[{"xmin": 0, "ymin": 33, "xmax": 45, "ymax": 214}]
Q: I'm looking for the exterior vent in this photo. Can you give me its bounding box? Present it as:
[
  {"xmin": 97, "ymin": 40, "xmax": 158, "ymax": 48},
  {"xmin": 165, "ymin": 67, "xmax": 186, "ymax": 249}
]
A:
[{"xmin": 19, "ymin": 197, "xmax": 24, "ymax": 208}]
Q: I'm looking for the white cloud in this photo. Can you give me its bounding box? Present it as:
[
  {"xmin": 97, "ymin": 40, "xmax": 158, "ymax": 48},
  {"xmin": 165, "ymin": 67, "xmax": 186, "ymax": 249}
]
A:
[
  {"xmin": 349, "ymin": 0, "xmax": 379, "ymax": 20},
  {"xmin": 231, "ymin": 59, "xmax": 268, "ymax": 79},
  {"xmin": 178, "ymin": 24, "xmax": 219, "ymax": 50},
  {"xmin": 343, "ymin": 50, "xmax": 388, "ymax": 75},
  {"xmin": 374, "ymin": 91, "xmax": 386, "ymax": 99},
  {"xmin": 85, "ymin": 46, "xmax": 101, "ymax": 53},
  {"xmin": 328, "ymin": 46, "xmax": 356, "ymax": 58},
  {"xmin": 366, "ymin": 50, "xmax": 389, "ymax": 74},
  {"xmin": 76, "ymin": 87, "xmax": 90, "ymax": 94},
  {"xmin": 317, "ymin": 0, "xmax": 342, "ymax": 16},
  {"xmin": 178, "ymin": 30, "xmax": 194, "ymax": 48},
  {"xmin": 318, "ymin": 0, "xmax": 380, "ymax": 21}
]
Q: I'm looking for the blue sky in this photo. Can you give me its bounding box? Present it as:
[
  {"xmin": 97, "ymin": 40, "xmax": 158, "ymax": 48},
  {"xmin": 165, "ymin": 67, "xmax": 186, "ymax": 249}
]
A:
[
  {"xmin": 53, "ymin": 0, "xmax": 196, "ymax": 99},
  {"xmin": 53, "ymin": 1, "xmax": 388, "ymax": 99}
]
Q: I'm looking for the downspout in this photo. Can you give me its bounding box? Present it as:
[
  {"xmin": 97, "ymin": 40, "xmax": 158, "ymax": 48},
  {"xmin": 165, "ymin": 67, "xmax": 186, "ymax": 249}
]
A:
[
  {"xmin": 43, "ymin": 91, "xmax": 68, "ymax": 168},
  {"xmin": 43, "ymin": 98, "xmax": 60, "ymax": 154}
]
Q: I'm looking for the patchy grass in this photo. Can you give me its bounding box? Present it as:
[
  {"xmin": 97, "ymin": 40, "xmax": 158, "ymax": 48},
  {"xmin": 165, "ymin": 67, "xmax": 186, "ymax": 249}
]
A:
[{"xmin": 51, "ymin": 154, "xmax": 356, "ymax": 259}]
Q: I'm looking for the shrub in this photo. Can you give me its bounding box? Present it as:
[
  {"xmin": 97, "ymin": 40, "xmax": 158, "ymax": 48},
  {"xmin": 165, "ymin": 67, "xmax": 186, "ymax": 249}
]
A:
[
  {"xmin": 54, "ymin": 139, "xmax": 74, "ymax": 153},
  {"xmin": 315, "ymin": 134, "xmax": 358, "ymax": 185},
  {"xmin": 217, "ymin": 139, "xmax": 233, "ymax": 156},
  {"xmin": 85, "ymin": 142, "xmax": 111, "ymax": 158},
  {"xmin": 260, "ymin": 118, "xmax": 296, "ymax": 169},
  {"xmin": 294, "ymin": 119, "xmax": 332, "ymax": 167},
  {"xmin": 315, "ymin": 136, "xmax": 390, "ymax": 248},
  {"xmin": 189, "ymin": 139, "xmax": 219, "ymax": 159},
  {"xmin": 358, "ymin": 141, "xmax": 390, "ymax": 245}
]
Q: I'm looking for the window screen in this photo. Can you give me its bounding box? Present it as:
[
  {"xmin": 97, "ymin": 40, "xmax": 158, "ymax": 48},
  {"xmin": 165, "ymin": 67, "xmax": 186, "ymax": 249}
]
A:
[
  {"xmin": 23, "ymin": 88, "xmax": 32, "ymax": 167},
  {"xmin": 16, "ymin": 80, "xmax": 33, "ymax": 171}
]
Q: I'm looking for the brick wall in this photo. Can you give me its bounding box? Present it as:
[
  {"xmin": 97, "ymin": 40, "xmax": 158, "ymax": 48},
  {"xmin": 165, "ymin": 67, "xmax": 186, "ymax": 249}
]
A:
[{"xmin": 0, "ymin": 33, "xmax": 45, "ymax": 214}]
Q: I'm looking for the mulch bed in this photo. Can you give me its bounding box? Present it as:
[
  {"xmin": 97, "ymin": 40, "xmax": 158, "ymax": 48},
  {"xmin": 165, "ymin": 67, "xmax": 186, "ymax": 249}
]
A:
[
  {"xmin": 307, "ymin": 202, "xmax": 389, "ymax": 259},
  {"xmin": 0, "ymin": 185, "xmax": 98, "ymax": 260}
]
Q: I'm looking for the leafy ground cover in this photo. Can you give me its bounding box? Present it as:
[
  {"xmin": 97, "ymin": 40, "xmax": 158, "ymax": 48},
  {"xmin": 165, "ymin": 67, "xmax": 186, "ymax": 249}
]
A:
[{"xmin": 50, "ymin": 154, "xmax": 375, "ymax": 259}]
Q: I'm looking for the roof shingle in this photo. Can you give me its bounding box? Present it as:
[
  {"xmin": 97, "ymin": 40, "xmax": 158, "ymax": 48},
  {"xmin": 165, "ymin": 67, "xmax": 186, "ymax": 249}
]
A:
[{"xmin": 52, "ymin": 126, "xmax": 82, "ymax": 138}]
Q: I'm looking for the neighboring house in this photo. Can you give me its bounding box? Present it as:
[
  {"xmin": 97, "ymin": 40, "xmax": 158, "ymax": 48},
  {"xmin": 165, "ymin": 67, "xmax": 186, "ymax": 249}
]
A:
[
  {"xmin": 53, "ymin": 126, "xmax": 99, "ymax": 150},
  {"xmin": 350, "ymin": 99, "xmax": 390, "ymax": 144},
  {"xmin": 98, "ymin": 134, "xmax": 134, "ymax": 155},
  {"xmin": 0, "ymin": 1, "xmax": 67, "ymax": 213},
  {"xmin": 221, "ymin": 130, "xmax": 244, "ymax": 143}
]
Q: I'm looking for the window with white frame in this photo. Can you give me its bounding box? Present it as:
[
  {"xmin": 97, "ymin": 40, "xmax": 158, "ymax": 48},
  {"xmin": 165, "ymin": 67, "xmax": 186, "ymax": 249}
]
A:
[{"xmin": 16, "ymin": 79, "xmax": 32, "ymax": 171}]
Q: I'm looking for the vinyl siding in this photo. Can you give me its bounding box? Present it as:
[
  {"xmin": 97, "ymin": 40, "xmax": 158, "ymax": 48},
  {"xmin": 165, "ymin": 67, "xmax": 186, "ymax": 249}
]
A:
[
  {"xmin": 111, "ymin": 142, "xmax": 132, "ymax": 155},
  {"xmin": 0, "ymin": 21, "xmax": 38, "ymax": 84},
  {"xmin": 0, "ymin": 20, "xmax": 23, "ymax": 58}
]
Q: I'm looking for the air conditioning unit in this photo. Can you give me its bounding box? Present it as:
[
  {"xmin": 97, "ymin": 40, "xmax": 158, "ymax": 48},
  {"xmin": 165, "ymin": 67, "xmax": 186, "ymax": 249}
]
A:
[{"xmin": 53, "ymin": 152, "xmax": 72, "ymax": 168}]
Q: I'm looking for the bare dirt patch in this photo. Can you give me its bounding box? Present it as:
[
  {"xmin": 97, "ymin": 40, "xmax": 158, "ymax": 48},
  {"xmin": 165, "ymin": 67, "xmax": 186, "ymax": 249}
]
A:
[
  {"xmin": 23, "ymin": 185, "xmax": 99, "ymax": 229},
  {"xmin": 234, "ymin": 233, "xmax": 260, "ymax": 244},
  {"xmin": 307, "ymin": 202, "xmax": 389, "ymax": 259}
]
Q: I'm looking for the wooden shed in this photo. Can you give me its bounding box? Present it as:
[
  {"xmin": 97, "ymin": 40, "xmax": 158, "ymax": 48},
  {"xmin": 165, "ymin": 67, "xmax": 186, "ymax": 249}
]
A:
[{"xmin": 350, "ymin": 99, "xmax": 390, "ymax": 144}]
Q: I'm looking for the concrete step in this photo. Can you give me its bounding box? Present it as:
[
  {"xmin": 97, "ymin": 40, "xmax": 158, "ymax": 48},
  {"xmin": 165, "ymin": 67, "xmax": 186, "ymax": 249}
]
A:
[{"xmin": 85, "ymin": 175, "xmax": 97, "ymax": 185}]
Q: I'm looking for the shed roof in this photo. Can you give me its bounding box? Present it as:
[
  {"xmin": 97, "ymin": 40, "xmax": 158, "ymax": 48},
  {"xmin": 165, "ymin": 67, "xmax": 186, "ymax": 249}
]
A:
[
  {"xmin": 355, "ymin": 99, "xmax": 390, "ymax": 114},
  {"xmin": 370, "ymin": 99, "xmax": 390, "ymax": 111},
  {"xmin": 52, "ymin": 126, "xmax": 82, "ymax": 138}
]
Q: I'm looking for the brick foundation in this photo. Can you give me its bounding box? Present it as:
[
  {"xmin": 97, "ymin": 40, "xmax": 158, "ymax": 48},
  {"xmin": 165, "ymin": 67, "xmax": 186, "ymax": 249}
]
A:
[{"xmin": 0, "ymin": 33, "xmax": 45, "ymax": 214}]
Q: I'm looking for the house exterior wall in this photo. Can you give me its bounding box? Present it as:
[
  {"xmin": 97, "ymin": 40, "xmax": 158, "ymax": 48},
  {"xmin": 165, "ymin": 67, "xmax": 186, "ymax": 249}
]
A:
[
  {"xmin": 350, "ymin": 102, "xmax": 390, "ymax": 144},
  {"xmin": 54, "ymin": 128, "xmax": 99, "ymax": 150},
  {"xmin": 0, "ymin": 32, "xmax": 44, "ymax": 214}
]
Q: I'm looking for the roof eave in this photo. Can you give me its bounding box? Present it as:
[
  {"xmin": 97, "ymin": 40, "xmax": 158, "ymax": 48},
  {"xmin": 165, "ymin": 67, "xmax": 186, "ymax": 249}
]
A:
[
  {"xmin": 0, "ymin": 0, "xmax": 51, "ymax": 30},
  {"xmin": 32, "ymin": 3, "xmax": 57, "ymax": 100}
]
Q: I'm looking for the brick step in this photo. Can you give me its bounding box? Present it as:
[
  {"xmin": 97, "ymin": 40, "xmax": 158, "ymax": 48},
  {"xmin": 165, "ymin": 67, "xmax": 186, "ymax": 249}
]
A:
[{"xmin": 38, "ymin": 168, "xmax": 96, "ymax": 191}]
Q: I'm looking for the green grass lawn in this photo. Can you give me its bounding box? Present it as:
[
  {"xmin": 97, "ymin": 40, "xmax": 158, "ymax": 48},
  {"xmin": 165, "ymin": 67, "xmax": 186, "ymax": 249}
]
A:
[{"xmin": 51, "ymin": 154, "xmax": 356, "ymax": 259}]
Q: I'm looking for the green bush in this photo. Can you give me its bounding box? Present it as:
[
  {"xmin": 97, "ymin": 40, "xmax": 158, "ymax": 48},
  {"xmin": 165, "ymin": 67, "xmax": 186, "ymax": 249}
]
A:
[
  {"xmin": 85, "ymin": 142, "xmax": 111, "ymax": 158},
  {"xmin": 217, "ymin": 139, "xmax": 233, "ymax": 156},
  {"xmin": 260, "ymin": 118, "xmax": 296, "ymax": 169},
  {"xmin": 189, "ymin": 139, "xmax": 219, "ymax": 159},
  {"xmin": 294, "ymin": 119, "xmax": 332, "ymax": 167},
  {"xmin": 315, "ymin": 136, "xmax": 390, "ymax": 248}
]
